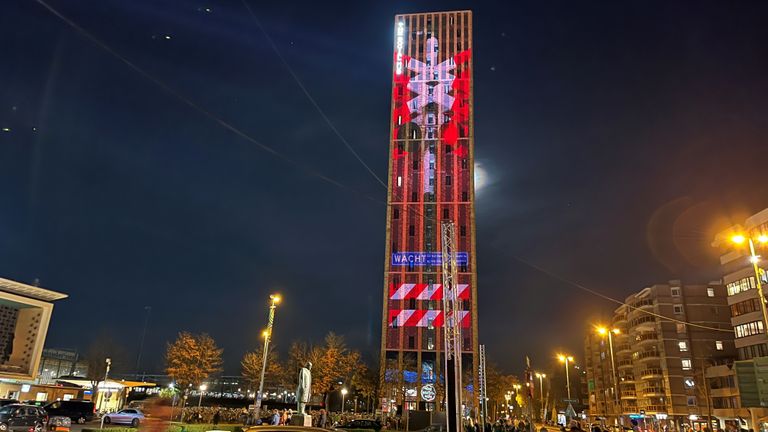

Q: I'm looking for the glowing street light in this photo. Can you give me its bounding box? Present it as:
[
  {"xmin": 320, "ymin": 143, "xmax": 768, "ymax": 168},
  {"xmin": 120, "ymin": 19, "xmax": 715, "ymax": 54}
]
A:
[
  {"xmin": 198, "ymin": 384, "xmax": 207, "ymax": 407},
  {"xmin": 254, "ymin": 293, "xmax": 282, "ymax": 419},
  {"xmin": 730, "ymin": 234, "xmax": 768, "ymax": 331},
  {"xmin": 341, "ymin": 388, "xmax": 349, "ymax": 414},
  {"xmin": 596, "ymin": 326, "xmax": 620, "ymax": 416},
  {"xmin": 557, "ymin": 354, "xmax": 574, "ymax": 400}
]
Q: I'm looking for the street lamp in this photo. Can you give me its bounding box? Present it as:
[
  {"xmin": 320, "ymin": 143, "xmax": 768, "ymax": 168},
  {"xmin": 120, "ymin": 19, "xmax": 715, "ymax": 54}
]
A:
[
  {"xmin": 504, "ymin": 391, "xmax": 512, "ymax": 417},
  {"xmin": 557, "ymin": 354, "xmax": 575, "ymax": 400},
  {"xmin": 596, "ymin": 326, "xmax": 621, "ymax": 415},
  {"xmin": 255, "ymin": 294, "xmax": 281, "ymax": 419},
  {"xmin": 730, "ymin": 234, "xmax": 768, "ymax": 330},
  {"xmin": 198, "ymin": 384, "xmax": 207, "ymax": 407},
  {"xmin": 535, "ymin": 372, "xmax": 546, "ymax": 421},
  {"xmin": 341, "ymin": 388, "xmax": 349, "ymax": 414}
]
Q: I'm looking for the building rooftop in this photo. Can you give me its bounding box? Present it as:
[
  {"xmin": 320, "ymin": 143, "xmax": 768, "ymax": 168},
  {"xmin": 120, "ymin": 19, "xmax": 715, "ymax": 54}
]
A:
[{"xmin": 0, "ymin": 277, "xmax": 68, "ymax": 302}]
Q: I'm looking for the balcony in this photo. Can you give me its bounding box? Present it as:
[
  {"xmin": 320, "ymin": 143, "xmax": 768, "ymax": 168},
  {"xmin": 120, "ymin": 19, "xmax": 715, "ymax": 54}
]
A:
[
  {"xmin": 620, "ymin": 391, "xmax": 637, "ymax": 400},
  {"xmin": 631, "ymin": 315, "xmax": 656, "ymax": 329},
  {"xmin": 635, "ymin": 332, "xmax": 659, "ymax": 346},
  {"xmin": 641, "ymin": 404, "xmax": 667, "ymax": 413},
  {"xmin": 619, "ymin": 375, "xmax": 636, "ymax": 384},
  {"xmin": 640, "ymin": 368, "xmax": 664, "ymax": 379},
  {"xmin": 618, "ymin": 359, "xmax": 634, "ymax": 369},
  {"xmin": 637, "ymin": 350, "xmax": 661, "ymax": 362},
  {"xmin": 642, "ymin": 387, "xmax": 665, "ymax": 397},
  {"xmin": 615, "ymin": 344, "xmax": 632, "ymax": 354}
]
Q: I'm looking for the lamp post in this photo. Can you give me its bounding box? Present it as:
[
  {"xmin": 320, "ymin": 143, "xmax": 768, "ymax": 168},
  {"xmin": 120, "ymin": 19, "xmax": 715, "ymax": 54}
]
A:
[
  {"xmin": 198, "ymin": 384, "xmax": 207, "ymax": 407},
  {"xmin": 341, "ymin": 388, "xmax": 348, "ymax": 414},
  {"xmin": 596, "ymin": 326, "xmax": 621, "ymax": 418},
  {"xmin": 505, "ymin": 392, "xmax": 512, "ymax": 417},
  {"xmin": 98, "ymin": 358, "xmax": 112, "ymax": 430},
  {"xmin": 535, "ymin": 373, "xmax": 546, "ymax": 421},
  {"xmin": 557, "ymin": 354, "xmax": 574, "ymax": 400},
  {"xmin": 731, "ymin": 234, "xmax": 768, "ymax": 329},
  {"xmin": 255, "ymin": 294, "xmax": 281, "ymax": 419}
]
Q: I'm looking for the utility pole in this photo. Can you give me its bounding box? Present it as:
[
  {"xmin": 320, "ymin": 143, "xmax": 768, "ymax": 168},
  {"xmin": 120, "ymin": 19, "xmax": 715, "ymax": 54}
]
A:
[
  {"xmin": 441, "ymin": 221, "xmax": 463, "ymax": 432},
  {"xmin": 479, "ymin": 345, "xmax": 488, "ymax": 431},
  {"xmin": 135, "ymin": 306, "xmax": 151, "ymax": 377}
]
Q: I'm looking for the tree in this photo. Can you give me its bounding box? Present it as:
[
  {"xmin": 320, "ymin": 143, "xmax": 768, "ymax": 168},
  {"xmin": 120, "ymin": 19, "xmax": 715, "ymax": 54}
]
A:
[
  {"xmin": 165, "ymin": 332, "xmax": 223, "ymax": 390},
  {"xmin": 308, "ymin": 332, "xmax": 363, "ymax": 403},
  {"xmin": 241, "ymin": 345, "xmax": 287, "ymax": 395}
]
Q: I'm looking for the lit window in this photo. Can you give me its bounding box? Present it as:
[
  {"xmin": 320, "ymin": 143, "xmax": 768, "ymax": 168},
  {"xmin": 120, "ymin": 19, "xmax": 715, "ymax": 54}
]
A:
[
  {"xmin": 678, "ymin": 341, "xmax": 688, "ymax": 352},
  {"xmin": 707, "ymin": 287, "xmax": 715, "ymax": 297},
  {"xmin": 398, "ymin": 115, "xmax": 402, "ymax": 125},
  {"xmin": 397, "ymin": 176, "xmax": 402, "ymax": 187},
  {"xmin": 671, "ymin": 287, "xmax": 681, "ymax": 297},
  {"xmin": 674, "ymin": 305, "xmax": 683, "ymax": 314},
  {"xmin": 676, "ymin": 323, "xmax": 686, "ymax": 334},
  {"xmin": 715, "ymin": 341, "xmax": 724, "ymax": 351},
  {"xmin": 684, "ymin": 378, "xmax": 695, "ymax": 389},
  {"xmin": 687, "ymin": 396, "xmax": 697, "ymax": 406},
  {"xmin": 682, "ymin": 359, "xmax": 692, "ymax": 370}
]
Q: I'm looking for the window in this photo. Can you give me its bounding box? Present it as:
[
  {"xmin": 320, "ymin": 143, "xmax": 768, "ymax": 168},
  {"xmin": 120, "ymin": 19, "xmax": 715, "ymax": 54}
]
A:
[
  {"xmin": 409, "ymin": 225, "xmax": 415, "ymax": 236},
  {"xmin": 738, "ymin": 343, "xmax": 768, "ymax": 359},
  {"xmin": 731, "ymin": 298, "xmax": 762, "ymax": 317},
  {"xmin": 460, "ymin": 225, "xmax": 467, "ymax": 236},
  {"xmin": 411, "ymin": 192, "xmax": 418, "ymax": 202},
  {"xmin": 682, "ymin": 359, "xmax": 692, "ymax": 370},
  {"xmin": 413, "ymin": 159, "xmax": 419, "ymax": 170},
  {"xmin": 462, "ymin": 191, "xmax": 468, "ymax": 201},
  {"xmin": 671, "ymin": 287, "xmax": 681, "ymax": 297},
  {"xmin": 684, "ymin": 378, "xmax": 695, "ymax": 389},
  {"xmin": 445, "ymin": 145, "xmax": 452, "ymax": 154},
  {"xmin": 676, "ymin": 323, "xmax": 686, "ymax": 334},
  {"xmin": 707, "ymin": 287, "xmax": 715, "ymax": 297},
  {"xmin": 687, "ymin": 396, "xmax": 697, "ymax": 406},
  {"xmin": 445, "ymin": 175, "xmax": 452, "ymax": 186},
  {"xmin": 716, "ymin": 340, "xmax": 724, "ymax": 351},
  {"xmin": 728, "ymin": 276, "xmax": 756, "ymax": 296},
  {"xmin": 735, "ymin": 320, "xmax": 765, "ymax": 338},
  {"xmin": 397, "ymin": 115, "xmax": 402, "ymax": 125},
  {"xmin": 443, "ymin": 208, "xmax": 449, "ymax": 219},
  {"xmin": 397, "ymin": 176, "xmax": 402, "ymax": 187},
  {"xmin": 408, "ymin": 336, "xmax": 415, "ymax": 349},
  {"xmin": 393, "ymin": 209, "xmax": 399, "ymax": 219},
  {"xmin": 461, "ymin": 158, "xmax": 468, "ymax": 169},
  {"xmin": 674, "ymin": 305, "xmax": 683, "ymax": 314},
  {"xmin": 427, "ymin": 337, "xmax": 434, "ymax": 350},
  {"xmin": 409, "ymin": 298, "xmax": 416, "ymax": 309},
  {"xmin": 678, "ymin": 341, "xmax": 688, "ymax": 352}
]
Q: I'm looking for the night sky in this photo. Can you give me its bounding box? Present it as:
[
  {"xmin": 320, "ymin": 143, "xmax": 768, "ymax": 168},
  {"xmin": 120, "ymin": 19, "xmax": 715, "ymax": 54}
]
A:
[{"xmin": 3, "ymin": 0, "xmax": 768, "ymax": 376}]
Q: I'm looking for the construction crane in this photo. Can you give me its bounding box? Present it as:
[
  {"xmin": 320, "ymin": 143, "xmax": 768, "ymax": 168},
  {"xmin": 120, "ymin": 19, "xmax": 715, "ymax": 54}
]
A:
[{"xmin": 441, "ymin": 220, "xmax": 463, "ymax": 432}]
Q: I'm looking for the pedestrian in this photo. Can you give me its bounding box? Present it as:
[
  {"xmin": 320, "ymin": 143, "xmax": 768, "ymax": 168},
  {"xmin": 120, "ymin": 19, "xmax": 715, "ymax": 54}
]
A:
[
  {"xmin": 271, "ymin": 409, "xmax": 281, "ymax": 425},
  {"xmin": 213, "ymin": 409, "xmax": 221, "ymax": 427},
  {"xmin": 319, "ymin": 409, "xmax": 328, "ymax": 428}
]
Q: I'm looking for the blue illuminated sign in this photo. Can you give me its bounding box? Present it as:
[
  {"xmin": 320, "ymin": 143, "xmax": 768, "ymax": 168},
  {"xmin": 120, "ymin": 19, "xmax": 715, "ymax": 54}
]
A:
[{"xmin": 391, "ymin": 252, "xmax": 468, "ymax": 266}]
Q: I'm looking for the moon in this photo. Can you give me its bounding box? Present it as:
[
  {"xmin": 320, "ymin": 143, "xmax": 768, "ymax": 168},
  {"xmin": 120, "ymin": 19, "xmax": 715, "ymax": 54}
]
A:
[{"xmin": 474, "ymin": 162, "xmax": 488, "ymax": 193}]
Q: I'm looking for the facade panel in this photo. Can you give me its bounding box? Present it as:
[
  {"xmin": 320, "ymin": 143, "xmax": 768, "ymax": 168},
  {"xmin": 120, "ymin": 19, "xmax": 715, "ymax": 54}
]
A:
[{"xmin": 380, "ymin": 10, "xmax": 478, "ymax": 413}]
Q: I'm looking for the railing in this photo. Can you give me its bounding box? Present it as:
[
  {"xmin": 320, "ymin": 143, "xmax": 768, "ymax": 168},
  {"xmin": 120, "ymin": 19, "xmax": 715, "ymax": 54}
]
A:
[
  {"xmin": 619, "ymin": 375, "xmax": 636, "ymax": 383},
  {"xmin": 618, "ymin": 359, "xmax": 633, "ymax": 368},
  {"xmin": 636, "ymin": 333, "xmax": 659, "ymax": 342},
  {"xmin": 615, "ymin": 344, "xmax": 632, "ymax": 352},
  {"xmin": 631, "ymin": 315, "xmax": 656, "ymax": 327},
  {"xmin": 641, "ymin": 405, "xmax": 666, "ymax": 412},
  {"xmin": 638, "ymin": 350, "xmax": 660, "ymax": 360},
  {"xmin": 642, "ymin": 387, "xmax": 665, "ymax": 396},
  {"xmin": 640, "ymin": 368, "xmax": 664, "ymax": 378},
  {"xmin": 631, "ymin": 299, "xmax": 654, "ymax": 309},
  {"xmin": 620, "ymin": 391, "xmax": 637, "ymax": 399}
]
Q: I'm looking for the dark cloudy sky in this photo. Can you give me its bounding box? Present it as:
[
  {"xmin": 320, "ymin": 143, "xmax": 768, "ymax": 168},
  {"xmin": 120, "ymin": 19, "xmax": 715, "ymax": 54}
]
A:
[{"xmin": 2, "ymin": 0, "xmax": 768, "ymax": 375}]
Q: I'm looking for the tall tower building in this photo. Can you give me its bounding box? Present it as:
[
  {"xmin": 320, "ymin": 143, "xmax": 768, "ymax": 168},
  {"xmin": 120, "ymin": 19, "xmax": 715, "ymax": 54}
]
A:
[{"xmin": 379, "ymin": 10, "xmax": 478, "ymax": 413}]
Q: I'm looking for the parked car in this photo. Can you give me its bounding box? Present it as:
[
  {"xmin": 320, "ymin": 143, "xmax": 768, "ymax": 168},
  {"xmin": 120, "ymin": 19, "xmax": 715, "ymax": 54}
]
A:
[
  {"xmin": 0, "ymin": 402, "xmax": 18, "ymax": 408},
  {"xmin": 103, "ymin": 409, "xmax": 145, "ymax": 427},
  {"xmin": 43, "ymin": 400, "xmax": 95, "ymax": 424},
  {"xmin": 338, "ymin": 419, "xmax": 382, "ymax": 431},
  {"xmin": 0, "ymin": 404, "xmax": 48, "ymax": 432}
]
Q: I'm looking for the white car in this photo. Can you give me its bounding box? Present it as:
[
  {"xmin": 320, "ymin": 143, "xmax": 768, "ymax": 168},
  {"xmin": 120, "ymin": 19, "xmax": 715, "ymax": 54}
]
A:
[{"xmin": 103, "ymin": 409, "xmax": 144, "ymax": 427}]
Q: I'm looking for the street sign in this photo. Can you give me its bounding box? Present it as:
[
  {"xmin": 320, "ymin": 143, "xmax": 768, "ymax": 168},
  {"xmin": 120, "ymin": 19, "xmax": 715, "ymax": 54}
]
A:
[{"xmin": 565, "ymin": 403, "xmax": 577, "ymax": 419}]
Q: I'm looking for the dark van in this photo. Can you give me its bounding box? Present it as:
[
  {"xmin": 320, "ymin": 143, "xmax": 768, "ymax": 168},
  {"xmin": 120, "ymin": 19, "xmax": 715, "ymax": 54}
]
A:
[{"xmin": 43, "ymin": 401, "xmax": 95, "ymax": 424}]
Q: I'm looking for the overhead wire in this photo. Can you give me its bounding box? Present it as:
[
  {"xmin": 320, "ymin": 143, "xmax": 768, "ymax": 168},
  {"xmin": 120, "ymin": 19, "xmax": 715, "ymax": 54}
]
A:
[
  {"xmin": 239, "ymin": 0, "xmax": 388, "ymax": 189},
  {"xmin": 33, "ymin": 0, "xmax": 383, "ymax": 205},
  {"xmin": 35, "ymin": 0, "xmax": 734, "ymax": 334}
]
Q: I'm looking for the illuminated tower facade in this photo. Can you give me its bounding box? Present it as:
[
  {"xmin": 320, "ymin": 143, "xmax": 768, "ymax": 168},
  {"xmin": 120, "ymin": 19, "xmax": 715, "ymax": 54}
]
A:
[{"xmin": 380, "ymin": 10, "xmax": 478, "ymax": 413}]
